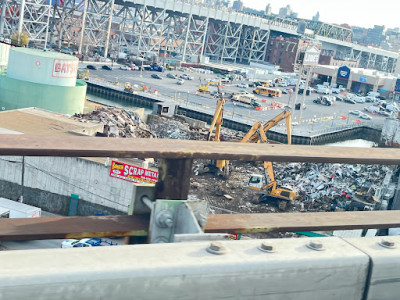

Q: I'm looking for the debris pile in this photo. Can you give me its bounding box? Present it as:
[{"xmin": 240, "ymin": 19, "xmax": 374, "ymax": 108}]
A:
[
  {"xmin": 272, "ymin": 162, "xmax": 393, "ymax": 211},
  {"xmin": 147, "ymin": 115, "xmax": 245, "ymax": 141},
  {"xmin": 147, "ymin": 115, "xmax": 205, "ymax": 140},
  {"xmin": 190, "ymin": 160, "xmax": 397, "ymax": 214},
  {"xmin": 74, "ymin": 107, "xmax": 154, "ymax": 138}
]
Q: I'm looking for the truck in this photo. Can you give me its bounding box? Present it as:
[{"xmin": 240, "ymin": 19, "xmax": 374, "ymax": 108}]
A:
[
  {"xmin": 316, "ymin": 85, "xmax": 332, "ymax": 94},
  {"xmin": 0, "ymin": 197, "xmax": 41, "ymax": 218},
  {"xmin": 231, "ymin": 94, "xmax": 261, "ymax": 108},
  {"xmin": 150, "ymin": 64, "xmax": 165, "ymax": 72},
  {"xmin": 313, "ymin": 96, "xmax": 333, "ymax": 106}
]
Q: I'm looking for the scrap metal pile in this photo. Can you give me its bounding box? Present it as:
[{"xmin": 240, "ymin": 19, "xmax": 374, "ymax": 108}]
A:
[
  {"xmin": 147, "ymin": 115, "xmax": 244, "ymax": 141},
  {"xmin": 272, "ymin": 162, "xmax": 395, "ymax": 212},
  {"xmin": 74, "ymin": 107, "xmax": 155, "ymax": 138}
]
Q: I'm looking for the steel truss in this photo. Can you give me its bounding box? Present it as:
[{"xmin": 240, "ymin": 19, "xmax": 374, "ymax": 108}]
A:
[
  {"xmin": 237, "ymin": 26, "xmax": 269, "ymax": 63},
  {"xmin": 0, "ymin": 0, "xmax": 51, "ymax": 46},
  {"xmin": 204, "ymin": 20, "xmax": 242, "ymax": 63},
  {"xmin": 0, "ymin": 0, "xmax": 396, "ymax": 74},
  {"xmin": 307, "ymin": 21, "xmax": 352, "ymax": 42}
]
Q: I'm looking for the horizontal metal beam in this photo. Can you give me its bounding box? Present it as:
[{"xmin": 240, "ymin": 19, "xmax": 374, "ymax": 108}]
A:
[
  {"xmin": 0, "ymin": 135, "xmax": 399, "ymax": 165},
  {"xmin": 2, "ymin": 210, "xmax": 400, "ymax": 241},
  {"xmin": 0, "ymin": 215, "xmax": 149, "ymax": 241},
  {"xmin": 205, "ymin": 211, "xmax": 400, "ymax": 233}
]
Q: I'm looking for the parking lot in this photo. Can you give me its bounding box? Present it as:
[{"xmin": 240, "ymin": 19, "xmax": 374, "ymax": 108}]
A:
[{"xmin": 83, "ymin": 64, "xmax": 389, "ymax": 133}]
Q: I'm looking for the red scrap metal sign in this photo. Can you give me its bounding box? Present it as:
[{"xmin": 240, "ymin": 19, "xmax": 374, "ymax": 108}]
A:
[{"xmin": 109, "ymin": 160, "xmax": 158, "ymax": 184}]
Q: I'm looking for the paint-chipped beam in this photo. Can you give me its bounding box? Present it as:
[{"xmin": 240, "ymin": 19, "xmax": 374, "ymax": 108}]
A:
[
  {"xmin": 205, "ymin": 210, "xmax": 400, "ymax": 233},
  {"xmin": 0, "ymin": 215, "xmax": 149, "ymax": 241},
  {"xmin": 0, "ymin": 135, "xmax": 399, "ymax": 165}
]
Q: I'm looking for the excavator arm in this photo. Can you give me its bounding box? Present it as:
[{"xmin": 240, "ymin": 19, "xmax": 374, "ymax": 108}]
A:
[{"xmin": 249, "ymin": 110, "xmax": 292, "ymax": 144}]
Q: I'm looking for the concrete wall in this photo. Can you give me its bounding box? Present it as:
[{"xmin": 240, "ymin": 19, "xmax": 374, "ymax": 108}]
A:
[
  {"xmin": 0, "ymin": 76, "xmax": 86, "ymax": 115},
  {"xmin": 0, "ymin": 156, "xmax": 138, "ymax": 215}
]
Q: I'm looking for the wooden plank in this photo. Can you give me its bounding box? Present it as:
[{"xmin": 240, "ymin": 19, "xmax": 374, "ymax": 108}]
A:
[
  {"xmin": 0, "ymin": 215, "xmax": 149, "ymax": 241},
  {"xmin": 0, "ymin": 135, "xmax": 399, "ymax": 164},
  {"xmin": 204, "ymin": 211, "xmax": 400, "ymax": 233}
]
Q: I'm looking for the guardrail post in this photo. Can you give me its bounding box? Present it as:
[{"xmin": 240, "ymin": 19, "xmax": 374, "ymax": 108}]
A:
[{"xmin": 155, "ymin": 158, "xmax": 193, "ymax": 200}]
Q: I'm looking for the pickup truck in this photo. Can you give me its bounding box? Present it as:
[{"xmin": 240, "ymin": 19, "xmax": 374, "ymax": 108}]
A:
[
  {"xmin": 231, "ymin": 94, "xmax": 260, "ymax": 108},
  {"xmin": 150, "ymin": 64, "xmax": 165, "ymax": 72}
]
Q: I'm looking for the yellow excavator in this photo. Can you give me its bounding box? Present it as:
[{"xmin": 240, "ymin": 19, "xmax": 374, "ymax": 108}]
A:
[
  {"xmin": 198, "ymin": 81, "xmax": 219, "ymax": 93},
  {"xmin": 248, "ymin": 161, "xmax": 297, "ymax": 210},
  {"xmin": 77, "ymin": 69, "xmax": 89, "ymax": 80},
  {"xmin": 243, "ymin": 110, "xmax": 297, "ymax": 210},
  {"xmin": 214, "ymin": 109, "xmax": 292, "ymax": 178}
]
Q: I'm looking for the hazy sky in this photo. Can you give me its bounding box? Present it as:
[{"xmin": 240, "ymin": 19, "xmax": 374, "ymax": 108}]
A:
[{"xmin": 241, "ymin": 0, "xmax": 399, "ymax": 29}]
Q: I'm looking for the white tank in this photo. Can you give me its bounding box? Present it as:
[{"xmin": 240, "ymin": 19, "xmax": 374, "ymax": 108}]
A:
[
  {"xmin": 0, "ymin": 43, "xmax": 10, "ymax": 67},
  {"xmin": 7, "ymin": 48, "xmax": 78, "ymax": 87}
]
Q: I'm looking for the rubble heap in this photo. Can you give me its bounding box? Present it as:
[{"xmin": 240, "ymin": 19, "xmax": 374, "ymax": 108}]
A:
[
  {"xmin": 74, "ymin": 107, "xmax": 155, "ymax": 138},
  {"xmin": 147, "ymin": 115, "xmax": 245, "ymax": 141},
  {"xmin": 273, "ymin": 162, "xmax": 394, "ymax": 212},
  {"xmin": 190, "ymin": 160, "xmax": 397, "ymax": 214}
]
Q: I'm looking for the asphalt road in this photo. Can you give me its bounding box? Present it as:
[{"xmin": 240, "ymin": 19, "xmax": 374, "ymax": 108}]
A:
[{"xmin": 83, "ymin": 65, "xmax": 388, "ymax": 135}]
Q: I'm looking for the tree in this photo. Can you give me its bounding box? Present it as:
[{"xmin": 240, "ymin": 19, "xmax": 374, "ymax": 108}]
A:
[
  {"xmin": 10, "ymin": 31, "xmax": 29, "ymax": 47},
  {"xmin": 20, "ymin": 32, "xmax": 29, "ymax": 47}
]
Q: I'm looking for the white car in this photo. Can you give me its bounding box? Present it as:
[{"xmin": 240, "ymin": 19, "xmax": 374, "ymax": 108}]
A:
[
  {"xmin": 177, "ymin": 78, "xmax": 184, "ymax": 85},
  {"xmin": 180, "ymin": 74, "xmax": 194, "ymax": 80},
  {"xmin": 349, "ymin": 110, "xmax": 362, "ymax": 116},
  {"xmin": 61, "ymin": 238, "xmax": 102, "ymax": 248},
  {"xmin": 120, "ymin": 65, "xmax": 130, "ymax": 70},
  {"xmin": 354, "ymin": 96, "xmax": 365, "ymax": 103},
  {"xmin": 359, "ymin": 113, "xmax": 372, "ymax": 120},
  {"xmin": 364, "ymin": 106, "xmax": 380, "ymax": 113},
  {"xmin": 237, "ymin": 83, "xmax": 248, "ymax": 88},
  {"xmin": 278, "ymin": 81, "xmax": 288, "ymax": 87}
]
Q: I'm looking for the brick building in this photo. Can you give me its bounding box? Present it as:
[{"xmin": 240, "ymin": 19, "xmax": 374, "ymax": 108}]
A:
[{"xmin": 264, "ymin": 36, "xmax": 299, "ymax": 72}]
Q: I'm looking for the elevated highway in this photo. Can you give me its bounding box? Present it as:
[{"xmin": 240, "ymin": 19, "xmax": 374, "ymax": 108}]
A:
[{"xmin": 0, "ymin": 0, "xmax": 397, "ymax": 72}]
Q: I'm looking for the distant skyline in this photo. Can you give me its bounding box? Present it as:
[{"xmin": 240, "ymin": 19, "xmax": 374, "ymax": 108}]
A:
[{"xmin": 241, "ymin": 0, "xmax": 399, "ymax": 29}]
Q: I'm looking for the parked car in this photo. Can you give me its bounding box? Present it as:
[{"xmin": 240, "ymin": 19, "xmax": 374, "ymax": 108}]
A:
[
  {"xmin": 344, "ymin": 98, "xmax": 356, "ymax": 104},
  {"xmin": 151, "ymin": 74, "xmax": 162, "ymax": 79},
  {"xmin": 354, "ymin": 96, "xmax": 366, "ymax": 103},
  {"xmin": 365, "ymin": 96, "xmax": 376, "ymax": 103},
  {"xmin": 166, "ymin": 73, "xmax": 177, "ymax": 79},
  {"xmin": 364, "ymin": 106, "xmax": 380, "ymax": 113},
  {"xmin": 349, "ymin": 110, "xmax": 362, "ymax": 116},
  {"xmin": 335, "ymin": 95, "xmax": 344, "ymax": 101},
  {"xmin": 101, "ymin": 65, "xmax": 113, "ymax": 70},
  {"xmin": 177, "ymin": 78, "xmax": 184, "ymax": 85},
  {"xmin": 237, "ymin": 83, "xmax": 248, "ymax": 88},
  {"xmin": 278, "ymin": 81, "xmax": 288, "ymax": 87},
  {"xmin": 62, "ymin": 238, "xmax": 102, "ymax": 248},
  {"xmin": 120, "ymin": 65, "xmax": 130, "ymax": 70},
  {"xmin": 379, "ymin": 110, "xmax": 391, "ymax": 117},
  {"xmin": 180, "ymin": 74, "xmax": 193, "ymax": 80},
  {"xmin": 86, "ymin": 65, "xmax": 97, "ymax": 70},
  {"xmin": 359, "ymin": 113, "xmax": 372, "ymax": 120}
]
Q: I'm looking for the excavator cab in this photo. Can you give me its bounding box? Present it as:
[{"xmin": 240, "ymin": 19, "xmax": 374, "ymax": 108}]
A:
[{"xmin": 248, "ymin": 174, "xmax": 264, "ymax": 190}]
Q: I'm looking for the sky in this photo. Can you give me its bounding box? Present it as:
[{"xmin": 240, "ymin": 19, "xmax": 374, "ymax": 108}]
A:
[{"xmin": 241, "ymin": 0, "xmax": 399, "ymax": 29}]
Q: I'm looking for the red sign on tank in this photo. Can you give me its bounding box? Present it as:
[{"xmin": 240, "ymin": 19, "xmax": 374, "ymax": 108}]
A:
[{"xmin": 52, "ymin": 59, "xmax": 78, "ymax": 78}]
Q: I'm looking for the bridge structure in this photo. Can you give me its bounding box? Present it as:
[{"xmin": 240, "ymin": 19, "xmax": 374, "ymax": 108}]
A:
[{"xmin": 0, "ymin": 0, "xmax": 398, "ymax": 72}]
